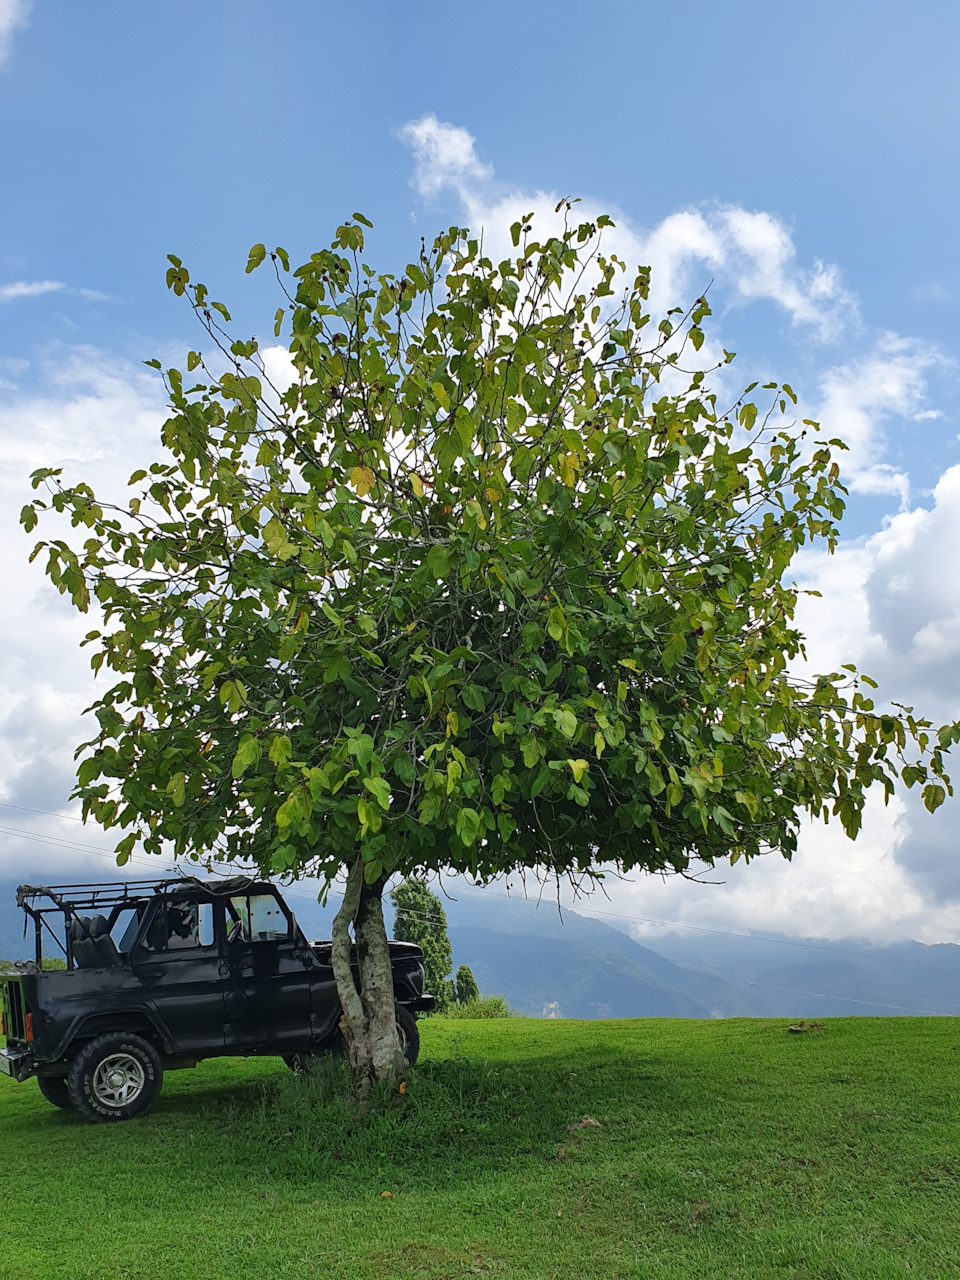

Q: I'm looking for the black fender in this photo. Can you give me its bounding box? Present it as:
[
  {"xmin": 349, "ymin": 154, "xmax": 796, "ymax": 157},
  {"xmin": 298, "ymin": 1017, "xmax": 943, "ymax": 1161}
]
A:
[{"xmin": 54, "ymin": 1008, "xmax": 173, "ymax": 1060}]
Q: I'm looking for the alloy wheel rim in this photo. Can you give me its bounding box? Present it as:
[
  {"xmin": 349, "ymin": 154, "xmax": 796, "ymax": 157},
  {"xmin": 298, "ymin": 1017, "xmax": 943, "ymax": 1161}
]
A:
[{"xmin": 91, "ymin": 1053, "xmax": 145, "ymax": 1108}]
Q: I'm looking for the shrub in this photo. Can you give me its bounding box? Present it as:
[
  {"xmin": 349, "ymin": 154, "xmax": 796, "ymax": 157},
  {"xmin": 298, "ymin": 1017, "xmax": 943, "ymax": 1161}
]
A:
[{"xmin": 431, "ymin": 995, "xmax": 515, "ymax": 1020}]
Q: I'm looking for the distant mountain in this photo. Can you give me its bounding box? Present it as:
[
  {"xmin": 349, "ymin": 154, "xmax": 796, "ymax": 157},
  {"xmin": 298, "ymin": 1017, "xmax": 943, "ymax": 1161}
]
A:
[
  {"xmin": 629, "ymin": 927, "xmax": 960, "ymax": 1018},
  {"xmin": 3, "ymin": 873, "xmax": 958, "ymax": 1020}
]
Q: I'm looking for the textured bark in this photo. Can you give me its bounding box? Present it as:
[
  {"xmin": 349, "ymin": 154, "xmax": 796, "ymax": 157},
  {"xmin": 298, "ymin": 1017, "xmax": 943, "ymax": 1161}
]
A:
[{"xmin": 330, "ymin": 859, "xmax": 404, "ymax": 1093}]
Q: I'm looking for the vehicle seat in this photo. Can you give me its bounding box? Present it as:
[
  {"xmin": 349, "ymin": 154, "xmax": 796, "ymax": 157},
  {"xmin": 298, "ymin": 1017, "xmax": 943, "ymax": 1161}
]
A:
[{"xmin": 71, "ymin": 914, "xmax": 121, "ymax": 969}]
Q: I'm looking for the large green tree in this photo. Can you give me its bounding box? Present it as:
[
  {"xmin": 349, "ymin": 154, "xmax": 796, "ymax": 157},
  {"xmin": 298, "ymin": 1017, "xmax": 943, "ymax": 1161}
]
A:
[{"xmin": 23, "ymin": 209, "xmax": 959, "ymax": 1085}]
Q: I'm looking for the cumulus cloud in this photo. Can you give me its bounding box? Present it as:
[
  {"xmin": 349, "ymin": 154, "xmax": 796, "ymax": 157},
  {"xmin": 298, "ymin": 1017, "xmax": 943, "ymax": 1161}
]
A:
[
  {"xmin": 399, "ymin": 113, "xmax": 855, "ymax": 337},
  {"xmin": 0, "ymin": 347, "xmax": 168, "ymax": 876},
  {"xmin": 0, "ymin": 0, "xmax": 29, "ymax": 66},
  {"xmin": 778, "ymin": 468, "xmax": 960, "ymax": 932},
  {"xmin": 0, "ymin": 281, "xmax": 65, "ymax": 303},
  {"xmin": 400, "ymin": 115, "xmax": 494, "ymax": 199},
  {"xmin": 808, "ymin": 335, "xmax": 946, "ymax": 506}
]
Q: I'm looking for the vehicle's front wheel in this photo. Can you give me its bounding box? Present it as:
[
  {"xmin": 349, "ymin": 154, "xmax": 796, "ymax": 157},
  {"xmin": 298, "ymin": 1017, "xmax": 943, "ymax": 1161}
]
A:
[
  {"xmin": 67, "ymin": 1032, "xmax": 163, "ymax": 1124},
  {"xmin": 284, "ymin": 1004, "xmax": 420, "ymax": 1072},
  {"xmin": 395, "ymin": 1003, "xmax": 420, "ymax": 1066},
  {"xmin": 36, "ymin": 1074, "xmax": 73, "ymax": 1111}
]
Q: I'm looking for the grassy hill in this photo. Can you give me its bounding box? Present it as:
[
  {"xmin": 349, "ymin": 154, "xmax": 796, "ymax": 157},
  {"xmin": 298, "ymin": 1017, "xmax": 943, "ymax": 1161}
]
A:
[{"xmin": 1, "ymin": 1017, "xmax": 958, "ymax": 1278}]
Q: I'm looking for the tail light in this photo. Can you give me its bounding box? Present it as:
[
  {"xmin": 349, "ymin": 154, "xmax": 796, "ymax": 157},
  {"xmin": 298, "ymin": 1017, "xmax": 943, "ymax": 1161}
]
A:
[
  {"xmin": 24, "ymin": 1014, "xmax": 33, "ymax": 1043},
  {"xmin": 0, "ymin": 1010, "xmax": 6, "ymax": 1037}
]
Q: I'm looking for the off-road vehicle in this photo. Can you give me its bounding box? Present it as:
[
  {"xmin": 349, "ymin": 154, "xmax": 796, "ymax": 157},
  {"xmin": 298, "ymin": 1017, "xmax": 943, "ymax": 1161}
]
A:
[{"xmin": 0, "ymin": 876, "xmax": 433, "ymax": 1123}]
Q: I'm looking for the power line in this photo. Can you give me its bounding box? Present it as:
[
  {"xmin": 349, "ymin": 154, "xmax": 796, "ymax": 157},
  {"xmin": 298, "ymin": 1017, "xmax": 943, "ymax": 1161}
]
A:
[
  {"xmin": 2, "ymin": 814, "xmax": 958, "ymax": 972},
  {"xmin": 0, "ymin": 801, "xmax": 84, "ymax": 824},
  {"xmin": 2, "ymin": 824, "xmax": 955, "ymax": 1018}
]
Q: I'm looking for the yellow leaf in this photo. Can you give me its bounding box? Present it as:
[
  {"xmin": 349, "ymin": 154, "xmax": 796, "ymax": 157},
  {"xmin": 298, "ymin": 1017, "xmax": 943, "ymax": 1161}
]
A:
[
  {"xmin": 430, "ymin": 381, "xmax": 450, "ymax": 411},
  {"xmin": 559, "ymin": 452, "xmax": 580, "ymax": 487},
  {"xmin": 350, "ymin": 465, "xmax": 375, "ymax": 496},
  {"xmin": 445, "ymin": 710, "xmax": 459, "ymax": 738},
  {"xmin": 464, "ymin": 499, "xmax": 487, "ymax": 529},
  {"xmin": 566, "ymin": 759, "xmax": 589, "ymax": 784},
  {"xmin": 411, "ymin": 473, "xmax": 424, "ymax": 499},
  {"xmin": 398, "ymin": 1081, "xmax": 407, "ymax": 1095},
  {"xmin": 380, "ymin": 1191, "xmax": 396, "ymax": 1199},
  {"xmin": 484, "ymin": 488, "xmax": 500, "ymax": 504}
]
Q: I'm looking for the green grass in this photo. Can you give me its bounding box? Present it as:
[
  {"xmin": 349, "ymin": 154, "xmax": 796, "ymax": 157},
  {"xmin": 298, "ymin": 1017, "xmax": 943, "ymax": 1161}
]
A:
[{"xmin": 2, "ymin": 1018, "xmax": 959, "ymax": 1279}]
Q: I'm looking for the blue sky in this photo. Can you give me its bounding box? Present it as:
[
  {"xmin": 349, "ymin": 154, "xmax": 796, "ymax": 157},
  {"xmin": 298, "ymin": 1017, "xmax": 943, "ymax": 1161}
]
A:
[{"xmin": 3, "ymin": 0, "xmax": 960, "ymax": 943}]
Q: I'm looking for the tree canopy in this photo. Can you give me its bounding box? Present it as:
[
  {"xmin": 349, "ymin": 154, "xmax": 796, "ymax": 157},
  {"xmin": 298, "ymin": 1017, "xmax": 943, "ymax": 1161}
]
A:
[{"xmin": 22, "ymin": 207, "xmax": 960, "ymax": 1079}]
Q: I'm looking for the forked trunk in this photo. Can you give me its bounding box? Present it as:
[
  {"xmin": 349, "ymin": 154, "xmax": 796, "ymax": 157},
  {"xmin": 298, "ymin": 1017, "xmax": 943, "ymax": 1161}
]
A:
[{"xmin": 330, "ymin": 859, "xmax": 405, "ymax": 1094}]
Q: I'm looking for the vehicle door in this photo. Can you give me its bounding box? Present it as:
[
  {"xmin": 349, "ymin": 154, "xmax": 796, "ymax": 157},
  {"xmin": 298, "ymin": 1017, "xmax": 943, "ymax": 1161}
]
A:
[
  {"xmin": 222, "ymin": 890, "xmax": 315, "ymax": 1050},
  {"xmin": 130, "ymin": 897, "xmax": 225, "ymax": 1055}
]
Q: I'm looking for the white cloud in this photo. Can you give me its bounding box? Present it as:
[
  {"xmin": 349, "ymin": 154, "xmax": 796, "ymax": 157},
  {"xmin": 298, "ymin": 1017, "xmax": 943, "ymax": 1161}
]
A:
[
  {"xmin": 0, "ymin": 347, "xmax": 167, "ymax": 876},
  {"xmin": 612, "ymin": 790, "xmax": 942, "ymax": 944},
  {"xmin": 0, "ymin": 280, "xmax": 64, "ymax": 303},
  {"xmin": 400, "ymin": 115, "xmax": 494, "ymax": 200},
  {"xmin": 0, "ymin": 0, "xmax": 29, "ymax": 67},
  {"xmin": 399, "ymin": 114, "xmax": 855, "ymax": 337},
  {"xmin": 809, "ymin": 334, "xmax": 945, "ymax": 506},
  {"xmin": 781, "ymin": 469, "xmax": 960, "ymax": 931}
]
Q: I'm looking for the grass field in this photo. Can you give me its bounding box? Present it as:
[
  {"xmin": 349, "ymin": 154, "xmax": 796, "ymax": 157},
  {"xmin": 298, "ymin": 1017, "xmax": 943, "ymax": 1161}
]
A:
[{"xmin": 1, "ymin": 1017, "xmax": 959, "ymax": 1279}]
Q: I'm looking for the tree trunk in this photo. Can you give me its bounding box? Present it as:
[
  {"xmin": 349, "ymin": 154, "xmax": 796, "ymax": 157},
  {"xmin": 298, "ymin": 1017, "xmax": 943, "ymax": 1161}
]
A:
[{"xmin": 330, "ymin": 858, "xmax": 405, "ymax": 1095}]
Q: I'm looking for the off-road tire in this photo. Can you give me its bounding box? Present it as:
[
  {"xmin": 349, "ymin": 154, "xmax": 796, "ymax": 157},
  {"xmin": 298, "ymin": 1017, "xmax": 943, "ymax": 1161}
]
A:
[
  {"xmin": 284, "ymin": 1004, "xmax": 419, "ymax": 1072},
  {"xmin": 395, "ymin": 1003, "xmax": 420, "ymax": 1065},
  {"xmin": 67, "ymin": 1032, "xmax": 163, "ymax": 1124},
  {"xmin": 36, "ymin": 1074, "xmax": 73, "ymax": 1111}
]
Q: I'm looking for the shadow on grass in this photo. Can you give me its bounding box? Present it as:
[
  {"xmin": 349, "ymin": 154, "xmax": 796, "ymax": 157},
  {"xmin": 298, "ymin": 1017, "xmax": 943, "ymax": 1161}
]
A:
[{"xmin": 196, "ymin": 1051, "xmax": 672, "ymax": 1191}]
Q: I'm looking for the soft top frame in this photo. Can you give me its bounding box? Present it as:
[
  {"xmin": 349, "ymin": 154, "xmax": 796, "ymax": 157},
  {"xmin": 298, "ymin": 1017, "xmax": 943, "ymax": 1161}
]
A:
[{"xmin": 14, "ymin": 876, "xmax": 263, "ymax": 967}]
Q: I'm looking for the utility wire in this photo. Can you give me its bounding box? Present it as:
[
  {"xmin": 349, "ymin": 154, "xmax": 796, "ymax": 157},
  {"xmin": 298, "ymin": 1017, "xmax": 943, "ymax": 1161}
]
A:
[
  {"xmin": 3, "ymin": 816, "xmax": 960, "ymax": 1010},
  {"xmin": 1, "ymin": 816, "xmax": 957, "ymax": 967}
]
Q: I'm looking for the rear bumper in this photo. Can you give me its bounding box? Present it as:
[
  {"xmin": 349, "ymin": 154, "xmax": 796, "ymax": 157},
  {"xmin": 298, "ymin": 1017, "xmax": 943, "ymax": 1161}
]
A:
[
  {"xmin": 404, "ymin": 995, "xmax": 435, "ymax": 1013},
  {"xmin": 0, "ymin": 1046, "xmax": 34, "ymax": 1082}
]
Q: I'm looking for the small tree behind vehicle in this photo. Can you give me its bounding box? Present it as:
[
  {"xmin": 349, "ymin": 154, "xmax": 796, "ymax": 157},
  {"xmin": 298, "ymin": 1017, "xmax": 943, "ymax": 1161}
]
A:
[
  {"xmin": 22, "ymin": 207, "xmax": 960, "ymax": 1090},
  {"xmin": 390, "ymin": 879, "xmax": 454, "ymax": 1011},
  {"xmin": 454, "ymin": 965, "xmax": 479, "ymax": 1005}
]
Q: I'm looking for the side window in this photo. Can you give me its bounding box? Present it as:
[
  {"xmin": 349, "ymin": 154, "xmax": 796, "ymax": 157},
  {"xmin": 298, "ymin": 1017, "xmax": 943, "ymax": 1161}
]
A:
[
  {"xmin": 144, "ymin": 901, "xmax": 214, "ymax": 952},
  {"xmin": 111, "ymin": 907, "xmax": 141, "ymax": 954},
  {"xmin": 227, "ymin": 894, "xmax": 290, "ymax": 943}
]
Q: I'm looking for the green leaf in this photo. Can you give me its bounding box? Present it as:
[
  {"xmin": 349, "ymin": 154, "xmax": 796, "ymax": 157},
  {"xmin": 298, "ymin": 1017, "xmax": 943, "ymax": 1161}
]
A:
[
  {"xmin": 923, "ymin": 783, "xmax": 946, "ymax": 813},
  {"xmin": 461, "ymin": 684, "xmax": 486, "ymax": 713},
  {"xmin": 115, "ymin": 832, "xmax": 137, "ymax": 866},
  {"xmin": 426, "ymin": 545, "xmax": 451, "ymax": 580},
  {"xmin": 165, "ymin": 772, "xmax": 186, "ymax": 808},
  {"xmin": 456, "ymin": 806, "xmax": 481, "ymax": 846},
  {"xmin": 268, "ymin": 735, "xmax": 293, "ymax": 768},
  {"xmin": 364, "ymin": 776, "xmax": 392, "ymax": 809},
  {"xmin": 663, "ymin": 633, "xmax": 687, "ymax": 670},
  {"xmin": 555, "ymin": 706, "xmax": 577, "ymax": 738},
  {"xmin": 231, "ymin": 734, "xmax": 261, "ymax": 779},
  {"xmin": 246, "ymin": 243, "xmax": 267, "ymax": 274}
]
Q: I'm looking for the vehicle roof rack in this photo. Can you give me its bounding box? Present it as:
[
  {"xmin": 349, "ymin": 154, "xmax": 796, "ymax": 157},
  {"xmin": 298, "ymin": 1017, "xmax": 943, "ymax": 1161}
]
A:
[{"xmin": 16, "ymin": 875, "xmax": 261, "ymax": 912}]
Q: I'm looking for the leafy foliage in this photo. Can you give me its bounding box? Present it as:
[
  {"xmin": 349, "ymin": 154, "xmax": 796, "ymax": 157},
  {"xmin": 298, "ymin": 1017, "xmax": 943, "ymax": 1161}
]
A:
[{"xmin": 22, "ymin": 209, "xmax": 959, "ymax": 902}]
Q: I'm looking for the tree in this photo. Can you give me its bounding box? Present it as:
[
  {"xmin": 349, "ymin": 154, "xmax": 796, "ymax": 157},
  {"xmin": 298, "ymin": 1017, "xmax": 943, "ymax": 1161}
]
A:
[
  {"xmin": 22, "ymin": 208, "xmax": 960, "ymax": 1088},
  {"xmin": 454, "ymin": 964, "xmax": 480, "ymax": 1005},
  {"xmin": 390, "ymin": 878, "xmax": 454, "ymax": 1010}
]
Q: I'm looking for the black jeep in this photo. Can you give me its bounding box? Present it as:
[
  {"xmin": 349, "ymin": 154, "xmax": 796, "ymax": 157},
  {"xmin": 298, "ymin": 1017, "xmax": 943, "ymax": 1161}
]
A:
[{"xmin": 0, "ymin": 876, "xmax": 433, "ymax": 1123}]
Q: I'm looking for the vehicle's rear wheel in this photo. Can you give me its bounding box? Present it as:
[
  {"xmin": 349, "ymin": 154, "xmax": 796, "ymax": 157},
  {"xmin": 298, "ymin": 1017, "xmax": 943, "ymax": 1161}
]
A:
[
  {"xmin": 67, "ymin": 1032, "xmax": 163, "ymax": 1124},
  {"xmin": 36, "ymin": 1074, "xmax": 73, "ymax": 1111}
]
